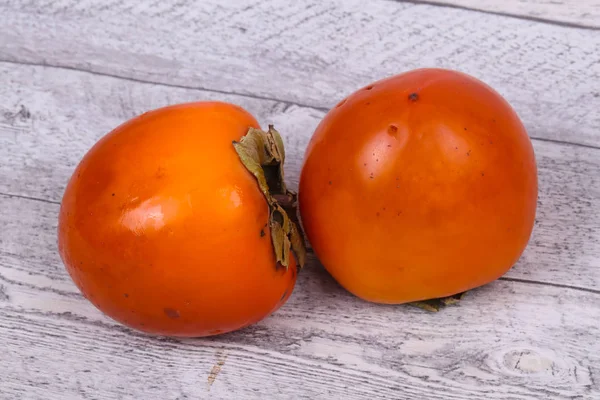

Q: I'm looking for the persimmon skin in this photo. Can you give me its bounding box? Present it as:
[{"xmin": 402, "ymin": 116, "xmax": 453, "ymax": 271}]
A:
[
  {"xmin": 299, "ymin": 69, "xmax": 538, "ymax": 304},
  {"xmin": 58, "ymin": 102, "xmax": 296, "ymax": 337}
]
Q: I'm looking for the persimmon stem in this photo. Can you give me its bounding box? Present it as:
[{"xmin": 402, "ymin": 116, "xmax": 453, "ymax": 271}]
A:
[{"xmin": 233, "ymin": 126, "xmax": 306, "ymax": 270}]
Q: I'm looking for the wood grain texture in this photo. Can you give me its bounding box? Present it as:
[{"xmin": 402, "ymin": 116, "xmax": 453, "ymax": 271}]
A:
[
  {"xmin": 409, "ymin": 0, "xmax": 600, "ymax": 29},
  {"xmin": 1, "ymin": 1, "xmax": 600, "ymax": 399},
  {"xmin": 1, "ymin": 195, "xmax": 599, "ymax": 399},
  {"xmin": 1, "ymin": 0, "xmax": 599, "ymax": 147}
]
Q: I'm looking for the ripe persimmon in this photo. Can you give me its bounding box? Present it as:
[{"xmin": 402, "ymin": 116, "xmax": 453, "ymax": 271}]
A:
[
  {"xmin": 299, "ymin": 69, "xmax": 538, "ymax": 305},
  {"xmin": 58, "ymin": 102, "xmax": 305, "ymax": 336}
]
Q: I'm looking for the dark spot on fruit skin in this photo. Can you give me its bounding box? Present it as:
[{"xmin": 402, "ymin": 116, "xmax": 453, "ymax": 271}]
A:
[
  {"xmin": 366, "ymin": 85, "xmax": 374, "ymax": 90},
  {"xmin": 376, "ymin": 212, "xmax": 380, "ymax": 217},
  {"xmin": 155, "ymin": 167, "xmax": 167, "ymax": 179},
  {"xmin": 164, "ymin": 308, "xmax": 180, "ymax": 319},
  {"xmin": 408, "ymin": 93, "xmax": 419, "ymax": 102},
  {"xmin": 464, "ymin": 127, "xmax": 467, "ymax": 131},
  {"xmin": 328, "ymin": 181, "xmax": 332, "ymax": 185},
  {"xmin": 124, "ymin": 293, "xmax": 129, "ymax": 298},
  {"xmin": 481, "ymin": 172, "xmax": 485, "ymax": 177},
  {"xmin": 112, "ymin": 193, "xmax": 115, "ymax": 196},
  {"xmin": 388, "ymin": 125, "xmax": 398, "ymax": 135},
  {"xmin": 260, "ymin": 229, "xmax": 265, "ymax": 237}
]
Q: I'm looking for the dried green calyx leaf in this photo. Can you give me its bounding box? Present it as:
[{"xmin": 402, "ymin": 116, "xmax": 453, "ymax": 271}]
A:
[
  {"xmin": 410, "ymin": 292, "xmax": 466, "ymax": 312},
  {"xmin": 233, "ymin": 126, "xmax": 306, "ymax": 270}
]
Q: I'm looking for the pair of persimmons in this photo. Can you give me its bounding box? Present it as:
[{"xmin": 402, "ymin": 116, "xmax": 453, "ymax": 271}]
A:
[{"xmin": 58, "ymin": 69, "xmax": 538, "ymax": 337}]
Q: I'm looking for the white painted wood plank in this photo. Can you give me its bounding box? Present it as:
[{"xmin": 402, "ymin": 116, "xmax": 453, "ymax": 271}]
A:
[
  {"xmin": 0, "ymin": 2, "xmax": 599, "ymax": 398},
  {"xmin": 412, "ymin": 0, "xmax": 600, "ymax": 28},
  {"xmin": 1, "ymin": 0, "xmax": 599, "ymax": 146},
  {"xmin": 1, "ymin": 63, "xmax": 599, "ymax": 295},
  {"xmin": 1, "ymin": 194, "xmax": 599, "ymax": 399}
]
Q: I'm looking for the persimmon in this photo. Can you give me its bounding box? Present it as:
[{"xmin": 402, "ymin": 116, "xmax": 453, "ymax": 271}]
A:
[
  {"xmin": 299, "ymin": 69, "xmax": 538, "ymax": 306},
  {"xmin": 58, "ymin": 101, "xmax": 305, "ymax": 336}
]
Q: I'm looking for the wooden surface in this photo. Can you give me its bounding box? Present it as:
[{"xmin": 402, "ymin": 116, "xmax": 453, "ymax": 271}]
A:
[
  {"xmin": 1, "ymin": 0, "xmax": 599, "ymax": 399},
  {"xmin": 410, "ymin": 0, "xmax": 600, "ymax": 29}
]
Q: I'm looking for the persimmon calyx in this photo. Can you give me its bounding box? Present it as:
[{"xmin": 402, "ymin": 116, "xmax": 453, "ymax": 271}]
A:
[
  {"xmin": 233, "ymin": 125, "xmax": 306, "ymax": 269},
  {"xmin": 410, "ymin": 292, "xmax": 466, "ymax": 312}
]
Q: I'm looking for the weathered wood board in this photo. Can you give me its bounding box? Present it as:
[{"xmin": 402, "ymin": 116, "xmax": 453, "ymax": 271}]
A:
[{"xmin": 1, "ymin": 1, "xmax": 599, "ymax": 399}]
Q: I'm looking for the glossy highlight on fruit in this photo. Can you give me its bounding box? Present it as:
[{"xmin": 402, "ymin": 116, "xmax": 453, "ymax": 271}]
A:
[
  {"xmin": 58, "ymin": 101, "xmax": 304, "ymax": 337},
  {"xmin": 299, "ymin": 69, "xmax": 538, "ymax": 304}
]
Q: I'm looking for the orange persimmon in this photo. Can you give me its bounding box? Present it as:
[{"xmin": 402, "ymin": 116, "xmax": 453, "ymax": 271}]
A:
[
  {"xmin": 58, "ymin": 101, "xmax": 304, "ymax": 336},
  {"xmin": 299, "ymin": 69, "xmax": 538, "ymax": 305}
]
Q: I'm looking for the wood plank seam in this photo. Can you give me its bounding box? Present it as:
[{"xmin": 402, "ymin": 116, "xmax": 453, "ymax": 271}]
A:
[
  {"xmin": 390, "ymin": 0, "xmax": 600, "ymax": 30},
  {"xmin": 0, "ymin": 59, "xmax": 330, "ymax": 113}
]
